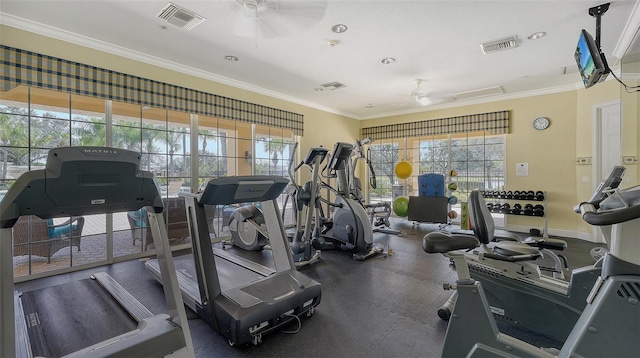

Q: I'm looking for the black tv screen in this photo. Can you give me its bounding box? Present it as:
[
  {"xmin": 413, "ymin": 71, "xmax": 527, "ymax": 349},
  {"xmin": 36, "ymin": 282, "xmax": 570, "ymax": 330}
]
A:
[{"xmin": 575, "ymin": 29, "xmax": 609, "ymax": 88}]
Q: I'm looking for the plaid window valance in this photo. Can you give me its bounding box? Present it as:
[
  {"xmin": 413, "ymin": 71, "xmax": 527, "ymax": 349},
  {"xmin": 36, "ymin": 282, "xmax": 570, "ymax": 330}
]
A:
[
  {"xmin": 0, "ymin": 45, "xmax": 304, "ymax": 135},
  {"xmin": 362, "ymin": 110, "xmax": 510, "ymax": 140}
]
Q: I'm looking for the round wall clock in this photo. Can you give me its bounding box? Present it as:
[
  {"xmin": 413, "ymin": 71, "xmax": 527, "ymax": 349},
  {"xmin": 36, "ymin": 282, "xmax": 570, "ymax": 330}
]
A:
[{"xmin": 533, "ymin": 117, "xmax": 550, "ymax": 130}]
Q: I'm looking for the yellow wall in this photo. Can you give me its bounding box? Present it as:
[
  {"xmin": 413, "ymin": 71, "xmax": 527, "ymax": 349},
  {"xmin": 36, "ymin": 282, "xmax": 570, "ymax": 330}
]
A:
[
  {"xmin": 361, "ymin": 86, "xmax": 627, "ymax": 240},
  {"xmin": 2, "ymin": 24, "xmax": 635, "ymax": 241}
]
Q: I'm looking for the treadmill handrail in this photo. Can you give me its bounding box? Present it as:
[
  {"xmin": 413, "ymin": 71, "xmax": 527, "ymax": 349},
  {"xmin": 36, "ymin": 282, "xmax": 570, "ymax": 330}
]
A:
[
  {"xmin": 0, "ymin": 146, "xmax": 194, "ymax": 358},
  {"xmin": 0, "ymin": 146, "xmax": 163, "ymax": 228},
  {"xmin": 198, "ymin": 175, "xmax": 289, "ymax": 206}
]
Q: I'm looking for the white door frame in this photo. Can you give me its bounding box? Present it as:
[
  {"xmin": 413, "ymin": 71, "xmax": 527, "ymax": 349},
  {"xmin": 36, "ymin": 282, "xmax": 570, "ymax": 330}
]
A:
[{"xmin": 591, "ymin": 101, "xmax": 621, "ymax": 243}]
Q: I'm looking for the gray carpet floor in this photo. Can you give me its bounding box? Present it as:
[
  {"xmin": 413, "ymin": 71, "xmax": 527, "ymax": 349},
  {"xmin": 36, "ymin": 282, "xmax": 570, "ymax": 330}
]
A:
[{"xmin": 15, "ymin": 218, "xmax": 604, "ymax": 357}]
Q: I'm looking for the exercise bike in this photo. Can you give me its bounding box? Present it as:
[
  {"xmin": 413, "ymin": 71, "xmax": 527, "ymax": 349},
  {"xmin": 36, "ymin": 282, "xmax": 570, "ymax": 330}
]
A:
[
  {"xmin": 435, "ymin": 166, "xmax": 626, "ymax": 341},
  {"xmin": 320, "ymin": 142, "xmax": 382, "ymax": 260},
  {"xmin": 348, "ymin": 138, "xmax": 400, "ymax": 236},
  {"xmin": 423, "ymin": 183, "xmax": 640, "ymax": 357}
]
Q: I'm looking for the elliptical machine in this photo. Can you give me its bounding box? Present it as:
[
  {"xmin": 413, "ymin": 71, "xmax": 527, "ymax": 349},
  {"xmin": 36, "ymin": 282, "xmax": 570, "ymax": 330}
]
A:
[
  {"xmin": 347, "ymin": 138, "xmax": 399, "ymax": 235},
  {"xmin": 227, "ymin": 204, "xmax": 268, "ymax": 251},
  {"xmin": 282, "ymin": 142, "xmax": 327, "ymax": 267},
  {"xmin": 321, "ymin": 142, "xmax": 382, "ymax": 260},
  {"xmin": 225, "ymin": 143, "xmax": 325, "ymax": 267}
]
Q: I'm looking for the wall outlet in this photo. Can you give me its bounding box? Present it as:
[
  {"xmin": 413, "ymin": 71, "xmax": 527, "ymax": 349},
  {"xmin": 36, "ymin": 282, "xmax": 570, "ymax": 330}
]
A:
[
  {"xmin": 622, "ymin": 156, "xmax": 637, "ymax": 164},
  {"xmin": 582, "ymin": 176, "xmax": 590, "ymax": 183},
  {"xmin": 576, "ymin": 157, "xmax": 592, "ymax": 165}
]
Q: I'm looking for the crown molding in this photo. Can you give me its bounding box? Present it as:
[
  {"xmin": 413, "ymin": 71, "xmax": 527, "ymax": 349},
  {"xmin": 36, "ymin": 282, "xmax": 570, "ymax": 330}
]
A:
[
  {"xmin": 0, "ymin": 13, "xmax": 358, "ymax": 119},
  {"xmin": 359, "ymin": 83, "xmax": 582, "ymax": 120},
  {"xmin": 1, "ymin": 11, "xmax": 634, "ymax": 122},
  {"xmin": 612, "ymin": 0, "xmax": 640, "ymax": 60}
]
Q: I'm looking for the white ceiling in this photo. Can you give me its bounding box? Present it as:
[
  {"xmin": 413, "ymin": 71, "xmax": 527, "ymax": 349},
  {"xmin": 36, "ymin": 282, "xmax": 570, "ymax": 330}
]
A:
[{"xmin": 1, "ymin": 0, "xmax": 639, "ymax": 120}]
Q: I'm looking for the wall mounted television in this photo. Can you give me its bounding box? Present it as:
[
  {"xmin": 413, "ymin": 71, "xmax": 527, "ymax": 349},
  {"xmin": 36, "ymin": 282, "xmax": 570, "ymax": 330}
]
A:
[{"xmin": 575, "ymin": 29, "xmax": 609, "ymax": 89}]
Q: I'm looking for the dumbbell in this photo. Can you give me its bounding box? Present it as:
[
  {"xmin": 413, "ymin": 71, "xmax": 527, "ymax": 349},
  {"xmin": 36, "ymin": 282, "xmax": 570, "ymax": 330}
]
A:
[
  {"xmin": 500, "ymin": 203, "xmax": 511, "ymax": 214},
  {"xmin": 524, "ymin": 203, "xmax": 534, "ymax": 216},
  {"xmin": 511, "ymin": 203, "xmax": 522, "ymax": 215},
  {"xmin": 525, "ymin": 190, "xmax": 535, "ymax": 200},
  {"xmin": 486, "ymin": 202, "xmax": 494, "ymax": 211},
  {"xmin": 492, "ymin": 202, "xmax": 502, "ymax": 213},
  {"xmin": 534, "ymin": 204, "xmax": 544, "ymax": 216},
  {"xmin": 513, "ymin": 190, "xmax": 522, "ymax": 200},
  {"xmin": 506, "ymin": 190, "xmax": 514, "ymax": 199},
  {"xmin": 535, "ymin": 191, "xmax": 545, "ymax": 201}
]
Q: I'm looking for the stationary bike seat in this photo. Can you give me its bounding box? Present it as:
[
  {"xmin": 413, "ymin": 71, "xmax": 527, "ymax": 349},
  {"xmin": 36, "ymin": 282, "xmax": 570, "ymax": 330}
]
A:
[
  {"xmin": 493, "ymin": 241, "xmax": 541, "ymax": 256},
  {"xmin": 422, "ymin": 231, "xmax": 479, "ymax": 254},
  {"xmin": 524, "ymin": 237, "xmax": 567, "ymax": 251},
  {"xmin": 485, "ymin": 241, "xmax": 543, "ymax": 262}
]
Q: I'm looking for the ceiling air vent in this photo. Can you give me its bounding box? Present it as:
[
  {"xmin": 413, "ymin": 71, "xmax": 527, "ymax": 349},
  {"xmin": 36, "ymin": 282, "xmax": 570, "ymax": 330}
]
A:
[
  {"xmin": 320, "ymin": 82, "xmax": 347, "ymax": 90},
  {"xmin": 454, "ymin": 86, "xmax": 504, "ymax": 100},
  {"xmin": 157, "ymin": 3, "xmax": 206, "ymax": 30},
  {"xmin": 480, "ymin": 36, "xmax": 518, "ymax": 54}
]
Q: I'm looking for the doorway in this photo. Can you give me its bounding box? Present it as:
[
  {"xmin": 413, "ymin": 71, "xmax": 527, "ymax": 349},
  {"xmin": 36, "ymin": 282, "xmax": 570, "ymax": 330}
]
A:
[{"xmin": 592, "ymin": 102, "xmax": 621, "ymax": 243}]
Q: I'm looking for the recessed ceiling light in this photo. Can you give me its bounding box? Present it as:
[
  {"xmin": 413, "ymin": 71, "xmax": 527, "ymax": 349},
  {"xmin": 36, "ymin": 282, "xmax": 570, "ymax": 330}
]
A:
[
  {"xmin": 365, "ymin": 104, "xmax": 374, "ymax": 108},
  {"xmin": 380, "ymin": 57, "xmax": 396, "ymax": 64},
  {"xmin": 527, "ymin": 31, "xmax": 546, "ymax": 40},
  {"xmin": 331, "ymin": 24, "xmax": 348, "ymax": 33},
  {"xmin": 314, "ymin": 88, "xmax": 324, "ymax": 92},
  {"xmin": 225, "ymin": 55, "xmax": 239, "ymax": 62}
]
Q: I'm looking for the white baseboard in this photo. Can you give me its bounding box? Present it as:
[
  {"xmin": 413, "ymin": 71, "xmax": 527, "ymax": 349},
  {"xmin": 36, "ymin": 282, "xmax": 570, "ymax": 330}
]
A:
[{"xmin": 503, "ymin": 224, "xmax": 598, "ymax": 243}]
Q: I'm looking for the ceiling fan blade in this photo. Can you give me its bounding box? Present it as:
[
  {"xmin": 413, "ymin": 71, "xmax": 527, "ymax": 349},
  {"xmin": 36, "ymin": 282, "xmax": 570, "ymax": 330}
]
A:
[
  {"xmin": 407, "ymin": 79, "xmax": 454, "ymax": 106},
  {"xmin": 272, "ymin": 1, "xmax": 327, "ymax": 22},
  {"xmin": 230, "ymin": 0, "xmax": 327, "ymax": 39},
  {"xmin": 418, "ymin": 96, "xmax": 453, "ymax": 106}
]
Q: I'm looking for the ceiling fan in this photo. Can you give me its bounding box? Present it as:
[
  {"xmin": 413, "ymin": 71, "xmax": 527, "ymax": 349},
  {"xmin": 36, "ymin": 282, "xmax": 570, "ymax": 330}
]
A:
[
  {"xmin": 230, "ymin": 0, "xmax": 327, "ymax": 40},
  {"xmin": 409, "ymin": 78, "xmax": 454, "ymax": 106},
  {"xmin": 409, "ymin": 79, "xmax": 452, "ymax": 106}
]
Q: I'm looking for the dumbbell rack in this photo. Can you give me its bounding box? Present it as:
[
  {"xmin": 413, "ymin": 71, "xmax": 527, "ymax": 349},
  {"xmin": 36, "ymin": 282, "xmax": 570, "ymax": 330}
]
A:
[{"xmin": 481, "ymin": 190, "xmax": 548, "ymax": 238}]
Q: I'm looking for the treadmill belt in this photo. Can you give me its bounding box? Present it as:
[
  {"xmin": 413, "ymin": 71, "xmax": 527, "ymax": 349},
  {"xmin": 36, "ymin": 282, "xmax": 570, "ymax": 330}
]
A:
[
  {"xmin": 173, "ymin": 254, "xmax": 263, "ymax": 291},
  {"xmin": 20, "ymin": 279, "xmax": 138, "ymax": 357}
]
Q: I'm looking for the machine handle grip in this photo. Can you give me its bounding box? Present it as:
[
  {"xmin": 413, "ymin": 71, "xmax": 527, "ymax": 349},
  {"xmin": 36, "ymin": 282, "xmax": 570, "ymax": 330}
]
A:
[{"xmin": 580, "ymin": 202, "xmax": 640, "ymax": 226}]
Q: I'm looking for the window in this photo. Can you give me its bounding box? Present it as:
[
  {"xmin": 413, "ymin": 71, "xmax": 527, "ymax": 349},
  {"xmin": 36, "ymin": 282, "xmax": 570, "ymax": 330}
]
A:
[
  {"xmin": 254, "ymin": 125, "xmax": 294, "ymax": 177},
  {"xmin": 2, "ymin": 86, "xmax": 294, "ymax": 280},
  {"xmin": 368, "ymin": 132, "xmax": 505, "ymax": 224},
  {"xmin": 1, "ymin": 87, "xmax": 109, "ymax": 275},
  {"xmin": 368, "ymin": 140, "xmax": 399, "ymax": 204}
]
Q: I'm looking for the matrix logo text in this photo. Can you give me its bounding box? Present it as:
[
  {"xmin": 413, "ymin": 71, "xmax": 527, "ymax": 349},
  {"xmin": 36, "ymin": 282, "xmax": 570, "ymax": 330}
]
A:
[
  {"xmin": 83, "ymin": 148, "xmax": 119, "ymax": 156},
  {"xmin": 84, "ymin": 149, "xmax": 118, "ymax": 154}
]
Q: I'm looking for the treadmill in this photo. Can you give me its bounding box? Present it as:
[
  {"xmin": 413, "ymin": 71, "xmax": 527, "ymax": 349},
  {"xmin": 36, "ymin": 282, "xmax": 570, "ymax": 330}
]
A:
[
  {"xmin": 145, "ymin": 176, "xmax": 322, "ymax": 346},
  {"xmin": 0, "ymin": 147, "xmax": 194, "ymax": 357}
]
